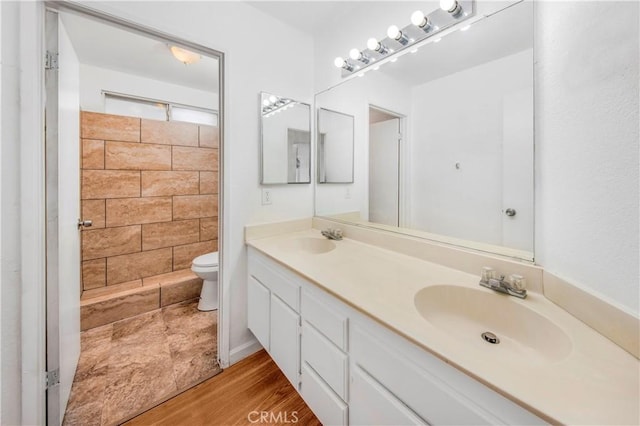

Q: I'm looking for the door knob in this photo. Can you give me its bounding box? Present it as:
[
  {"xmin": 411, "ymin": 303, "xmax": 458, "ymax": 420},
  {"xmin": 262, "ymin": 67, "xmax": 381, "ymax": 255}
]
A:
[
  {"xmin": 505, "ymin": 208, "xmax": 516, "ymax": 217},
  {"xmin": 77, "ymin": 219, "xmax": 93, "ymax": 229}
]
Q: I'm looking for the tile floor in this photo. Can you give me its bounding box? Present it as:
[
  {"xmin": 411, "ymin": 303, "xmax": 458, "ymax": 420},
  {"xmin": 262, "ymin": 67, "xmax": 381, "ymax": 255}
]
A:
[{"xmin": 63, "ymin": 299, "xmax": 221, "ymax": 426}]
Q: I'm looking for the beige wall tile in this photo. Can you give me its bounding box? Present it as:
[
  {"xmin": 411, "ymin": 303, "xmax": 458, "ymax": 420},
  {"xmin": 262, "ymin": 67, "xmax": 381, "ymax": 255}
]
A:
[
  {"xmin": 106, "ymin": 248, "xmax": 173, "ymax": 285},
  {"xmin": 82, "ymin": 225, "xmax": 141, "ymax": 260},
  {"xmin": 199, "ymin": 172, "xmax": 218, "ymax": 194},
  {"xmin": 81, "ymin": 111, "xmax": 140, "ymax": 142},
  {"xmin": 80, "ymin": 285, "xmax": 159, "ymax": 330},
  {"xmin": 106, "ymin": 197, "xmax": 172, "ymax": 227},
  {"xmin": 141, "ymin": 119, "xmax": 199, "ymax": 147},
  {"xmin": 105, "ymin": 141, "xmax": 171, "ymax": 171},
  {"xmin": 82, "ymin": 170, "xmax": 140, "ymax": 199},
  {"xmin": 173, "ymin": 195, "xmax": 217, "ymax": 220},
  {"xmin": 82, "ymin": 200, "xmax": 106, "ymax": 229},
  {"xmin": 82, "ymin": 139, "xmax": 105, "ymax": 169},
  {"xmin": 199, "ymin": 125, "xmax": 219, "ymax": 149},
  {"xmin": 142, "ymin": 219, "xmax": 199, "ymax": 251},
  {"xmin": 160, "ymin": 279, "xmax": 203, "ymax": 307},
  {"xmin": 82, "ymin": 258, "xmax": 106, "ymax": 290},
  {"xmin": 200, "ymin": 217, "xmax": 218, "ymax": 241},
  {"xmin": 172, "ymin": 146, "xmax": 218, "ymax": 171},
  {"xmin": 82, "ymin": 279, "xmax": 143, "ymax": 300},
  {"xmin": 173, "ymin": 240, "xmax": 217, "ymax": 270},
  {"xmin": 141, "ymin": 171, "xmax": 199, "ymax": 197}
]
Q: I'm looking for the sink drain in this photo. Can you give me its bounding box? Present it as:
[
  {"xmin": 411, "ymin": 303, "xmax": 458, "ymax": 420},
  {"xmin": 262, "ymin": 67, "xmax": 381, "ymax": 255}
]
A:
[{"xmin": 481, "ymin": 331, "xmax": 500, "ymax": 344}]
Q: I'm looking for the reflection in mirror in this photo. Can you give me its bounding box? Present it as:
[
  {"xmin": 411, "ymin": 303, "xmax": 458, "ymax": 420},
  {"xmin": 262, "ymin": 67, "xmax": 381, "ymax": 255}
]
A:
[
  {"xmin": 260, "ymin": 92, "xmax": 311, "ymax": 184},
  {"xmin": 314, "ymin": 1, "xmax": 534, "ymax": 260},
  {"xmin": 317, "ymin": 108, "xmax": 355, "ymax": 183}
]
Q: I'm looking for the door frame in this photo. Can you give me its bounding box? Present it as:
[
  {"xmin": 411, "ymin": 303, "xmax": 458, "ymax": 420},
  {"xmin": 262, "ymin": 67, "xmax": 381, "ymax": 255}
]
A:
[{"xmin": 28, "ymin": 2, "xmax": 228, "ymax": 423}]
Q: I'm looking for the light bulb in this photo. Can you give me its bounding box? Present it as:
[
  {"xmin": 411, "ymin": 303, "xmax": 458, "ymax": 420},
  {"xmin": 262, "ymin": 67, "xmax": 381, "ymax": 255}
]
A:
[
  {"xmin": 334, "ymin": 57, "xmax": 345, "ymax": 68},
  {"xmin": 262, "ymin": 99, "xmax": 269, "ymax": 106},
  {"xmin": 411, "ymin": 10, "xmax": 426, "ymax": 27},
  {"xmin": 440, "ymin": 0, "xmax": 462, "ymax": 15},
  {"xmin": 387, "ymin": 25, "xmax": 408, "ymax": 45},
  {"xmin": 387, "ymin": 25, "xmax": 401, "ymax": 40},
  {"xmin": 367, "ymin": 38, "xmax": 379, "ymax": 51},
  {"xmin": 349, "ymin": 48, "xmax": 361, "ymax": 60},
  {"xmin": 268, "ymin": 95, "xmax": 277, "ymax": 104}
]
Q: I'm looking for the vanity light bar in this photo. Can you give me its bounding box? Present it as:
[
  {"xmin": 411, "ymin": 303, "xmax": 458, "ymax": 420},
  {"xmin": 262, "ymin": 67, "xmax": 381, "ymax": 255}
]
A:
[
  {"xmin": 335, "ymin": 0, "xmax": 474, "ymax": 77},
  {"xmin": 262, "ymin": 96, "xmax": 295, "ymax": 117}
]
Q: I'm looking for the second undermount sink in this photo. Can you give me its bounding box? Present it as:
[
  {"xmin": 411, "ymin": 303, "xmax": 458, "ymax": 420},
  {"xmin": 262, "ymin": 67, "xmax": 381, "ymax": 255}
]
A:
[
  {"xmin": 279, "ymin": 237, "xmax": 336, "ymax": 254},
  {"xmin": 414, "ymin": 285, "xmax": 572, "ymax": 363}
]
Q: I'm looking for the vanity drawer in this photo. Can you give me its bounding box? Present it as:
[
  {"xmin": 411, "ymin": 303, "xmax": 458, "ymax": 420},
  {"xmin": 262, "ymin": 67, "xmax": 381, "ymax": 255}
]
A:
[
  {"xmin": 248, "ymin": 250, "xmax": 299, "ymax": 312},
  {"xmin": 301, "ymin": 362, "xmax": 348, "ymax": 426},
  {"xmin": 301, "ymin": 289, "xmax": 348, "ymax": 350},
  {"xmin": 302, "ymin": 321, "xmax": 348, "ymax": 400},
  {"xmin": 351, "ymin": 325, "xmax": 499, "ymax": 425}
]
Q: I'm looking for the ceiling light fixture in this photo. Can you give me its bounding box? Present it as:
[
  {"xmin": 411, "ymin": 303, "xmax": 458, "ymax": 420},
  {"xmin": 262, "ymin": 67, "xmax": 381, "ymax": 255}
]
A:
[
  {"xmin": 170, "ymin": 46, "xmax": 201, "ymax": 65},
  {"xmin": 333, "ymin": 0, "xmax": 474, "ymax": 77}
]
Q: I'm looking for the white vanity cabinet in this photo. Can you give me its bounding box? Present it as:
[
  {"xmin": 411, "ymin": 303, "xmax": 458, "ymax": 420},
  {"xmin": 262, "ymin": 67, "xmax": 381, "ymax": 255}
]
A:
[
  {"xmin": 247, "ymin": 249, "xmax": 301, "ymax": 388},
  {"xmin": 246, "ymin": 247, "xmax": 545, "ymax": 425}
]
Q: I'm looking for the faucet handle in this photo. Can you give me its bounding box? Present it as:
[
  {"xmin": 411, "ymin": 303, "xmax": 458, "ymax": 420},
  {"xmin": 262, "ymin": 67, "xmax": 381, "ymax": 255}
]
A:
[{"xmin": 509, "ymin": 274, "xmax": 527, "ymax": 291}]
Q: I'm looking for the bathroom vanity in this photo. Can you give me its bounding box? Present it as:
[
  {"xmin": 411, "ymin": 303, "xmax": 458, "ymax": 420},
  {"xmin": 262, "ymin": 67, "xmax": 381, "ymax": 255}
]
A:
[{"xmin": 246, "ymin": 226, "xmax": 639, "ymax": 425}]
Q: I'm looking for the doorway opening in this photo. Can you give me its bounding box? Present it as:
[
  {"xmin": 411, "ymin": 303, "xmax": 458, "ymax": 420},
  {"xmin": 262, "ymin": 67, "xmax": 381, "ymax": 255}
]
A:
[
  {"xmin": 368, "ymin": 106, "xmax": 404, "ymax": 227},
  {"xmin": 45, "ymin": 4, "xmax": 225, "ymax": 425}
]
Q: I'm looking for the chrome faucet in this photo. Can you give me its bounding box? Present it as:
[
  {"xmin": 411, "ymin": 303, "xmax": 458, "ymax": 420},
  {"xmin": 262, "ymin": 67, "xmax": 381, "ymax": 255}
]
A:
[
  {"xmin": 479, "ymin": 268, "xmax": 527, "ymax": 299},
  {"xmin": 321, "ymin": 228, "xmax": 343, "ymax": 241}
]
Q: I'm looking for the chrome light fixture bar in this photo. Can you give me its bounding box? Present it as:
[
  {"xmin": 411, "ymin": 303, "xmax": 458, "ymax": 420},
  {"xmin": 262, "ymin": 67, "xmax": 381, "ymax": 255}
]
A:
[
  {"xmin": 336, "ymin": 0, "xmax": 474, "ymax": 77},
  {"xmin": 262, "ymin": 95, "xmax": 295, "ymax": 117}
]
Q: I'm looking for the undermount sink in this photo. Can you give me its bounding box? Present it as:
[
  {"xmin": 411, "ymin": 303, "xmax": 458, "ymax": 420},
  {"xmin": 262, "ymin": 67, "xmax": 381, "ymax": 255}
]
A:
[
  {"xmin": 414, "ymin": 285, "xmax": 572, "ymax": 363},
  {"xmin": 279, "ymin": 237, "xmax": 336, "ymax": 254}
]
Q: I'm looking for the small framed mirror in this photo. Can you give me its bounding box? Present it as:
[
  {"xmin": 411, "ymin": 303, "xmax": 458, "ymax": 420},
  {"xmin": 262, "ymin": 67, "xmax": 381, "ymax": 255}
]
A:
[
  {"xmin": 317, "ymin": 108, "xmax": 355, "ymax": 183},
  {"xmin": 260, "ymin": 92, "xmax": 311, "ymax": 184}
]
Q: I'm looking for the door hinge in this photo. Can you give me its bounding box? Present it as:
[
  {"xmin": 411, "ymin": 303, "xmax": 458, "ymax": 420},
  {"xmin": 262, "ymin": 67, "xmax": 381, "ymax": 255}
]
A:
[
  {"xmin": 45, "ymin": 51, "xmax": 59, "ymax": 70},
  {"xmin": 46, "ymin": 368, "xmax": 60, "ymax": 389}
]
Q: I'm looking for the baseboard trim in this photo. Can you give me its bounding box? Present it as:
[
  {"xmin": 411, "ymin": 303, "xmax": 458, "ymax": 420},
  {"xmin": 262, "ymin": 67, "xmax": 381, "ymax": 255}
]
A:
[{"xmin": 229, "ymin": 338, "xmax": 263, "ymax": 366}]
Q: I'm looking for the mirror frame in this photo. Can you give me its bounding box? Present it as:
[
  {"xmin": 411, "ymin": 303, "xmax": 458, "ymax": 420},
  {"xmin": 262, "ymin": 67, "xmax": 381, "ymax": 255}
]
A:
[{"xmin": 259, "ymin": 91, "xmax": 312, "ymax": 185}]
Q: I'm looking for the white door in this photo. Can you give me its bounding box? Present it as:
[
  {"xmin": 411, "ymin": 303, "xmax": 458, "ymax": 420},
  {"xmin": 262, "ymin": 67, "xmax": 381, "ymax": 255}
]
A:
[
  {"xmin": 46, "ymin": 11, "xmax": 81, "ymax": 425},
  {"xmin": 369, "ymin": 118, "xmax": 400, "ymax": 226}
]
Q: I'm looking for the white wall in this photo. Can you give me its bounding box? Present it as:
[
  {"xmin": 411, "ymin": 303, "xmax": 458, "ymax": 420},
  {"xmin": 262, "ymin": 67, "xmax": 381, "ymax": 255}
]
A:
[
  {"xmin": 409, "ymin": 50, "xmax": 533, "ymax": 250},
  {"xmin": 79, "ymin": 63, "xmax": 218, "ymax": 112},
  {"xmin": 535, "ymin": 1, "xmax": 639, "ymax": 314},
  {"xmin": 1, "ymin": 2, "xmax": 23, "ymax": 424}
]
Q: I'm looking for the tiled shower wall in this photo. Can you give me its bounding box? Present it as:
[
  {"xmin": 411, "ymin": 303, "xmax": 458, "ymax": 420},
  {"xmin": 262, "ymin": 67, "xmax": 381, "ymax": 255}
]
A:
[{"xmin": 80, "ymin": 111, "xmax": 219, "ymax": 291}]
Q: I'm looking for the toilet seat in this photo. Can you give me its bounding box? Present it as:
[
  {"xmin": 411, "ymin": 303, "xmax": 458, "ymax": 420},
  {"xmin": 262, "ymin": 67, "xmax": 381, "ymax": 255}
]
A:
[{"xmin": 193, "ymin": 252, "xmax": 219, "ymax": 268}]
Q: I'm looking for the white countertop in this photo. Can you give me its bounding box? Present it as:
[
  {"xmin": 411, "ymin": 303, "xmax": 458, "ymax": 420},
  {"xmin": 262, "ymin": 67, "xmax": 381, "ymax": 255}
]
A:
[{"xmin": 247, "ymin": 229, "xmax": 640, "ymax": 425}]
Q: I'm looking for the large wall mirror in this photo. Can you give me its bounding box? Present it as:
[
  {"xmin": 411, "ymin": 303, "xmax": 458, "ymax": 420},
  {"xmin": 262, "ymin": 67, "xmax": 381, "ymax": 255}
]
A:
[
  {"xmin": 261, "ymin": 92, "xmax": 311, "ymax": 184},
  {"xmin": 314, "ymin": 0, "xmax": 534, "ymax": 260}
]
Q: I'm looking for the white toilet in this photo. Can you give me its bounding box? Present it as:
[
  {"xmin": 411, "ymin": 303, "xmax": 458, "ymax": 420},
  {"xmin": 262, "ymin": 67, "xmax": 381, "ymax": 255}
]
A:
[{"xmin": 191, "ymin": 251, "xmax": 219, "ymax": 311}]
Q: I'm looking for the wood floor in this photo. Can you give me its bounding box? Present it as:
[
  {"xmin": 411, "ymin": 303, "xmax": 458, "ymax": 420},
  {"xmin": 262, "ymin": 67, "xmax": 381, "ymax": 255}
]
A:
[{"xmin": 125, "ymin": 350, "xmax": 321, "ymax": 426}]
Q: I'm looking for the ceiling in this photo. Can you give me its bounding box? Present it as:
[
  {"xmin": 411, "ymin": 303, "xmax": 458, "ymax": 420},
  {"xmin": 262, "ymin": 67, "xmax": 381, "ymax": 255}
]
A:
[
  {"xmin": 246, "ymin": 1, "xmax": 360, "ymax": 36},
  {"xmin": 61, "ymin": 12, "xmax": 219, "ymax": 93}
]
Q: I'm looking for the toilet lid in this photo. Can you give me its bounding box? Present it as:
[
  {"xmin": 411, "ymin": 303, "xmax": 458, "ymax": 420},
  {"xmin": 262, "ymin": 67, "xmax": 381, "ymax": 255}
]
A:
[{"xmin": 193, "ymin": 251, "xmax": 219, "ymax": 267}]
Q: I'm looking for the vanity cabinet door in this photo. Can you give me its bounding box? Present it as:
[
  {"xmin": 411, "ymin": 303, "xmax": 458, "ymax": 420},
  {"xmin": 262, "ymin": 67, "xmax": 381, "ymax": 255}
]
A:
[
  {"xmin": 350, "ymin": 365, "xmax": 426, "ymax": 426},
  {"xmin": 247, "ymin": 276, "xmax": 270, "ymax": 350},
  {"xmin": 270, "ymin": 294, "xmax": 300, "ymax": 389}
]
